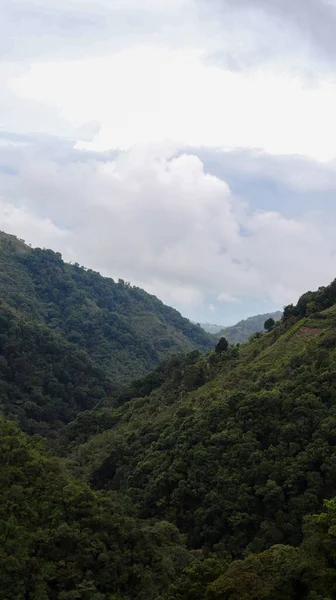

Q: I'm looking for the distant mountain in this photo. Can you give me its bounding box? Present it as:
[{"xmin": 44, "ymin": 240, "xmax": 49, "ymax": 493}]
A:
[
  {"xmin": 0, "ymin": 231, "xmax": 213, "ymax": 435},
  {"xmin": 199, "ymin": 311, "xmax": 282, "ymax": 343},
  {"xmin": 197, "ymin": 322, "xmax": 225, "ymax": 334}
]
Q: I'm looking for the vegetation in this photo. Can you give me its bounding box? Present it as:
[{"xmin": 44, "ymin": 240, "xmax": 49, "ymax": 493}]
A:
[
  {"xmin": 69, "ymin": 301, "xmax": 336, "ymax": 556},
  {"xmin": 0, "ymin": 417, "xmax": 192, "ymax": 600},
  {"xmin": 0, "ymin": 231, "xmax": 212, "ymax": 435},
  {"xmin": 215, "ymin": 336, "xmax": 229, "ymax": 353},
  {"xmin": 0, "ymin": 299, "xmax": 115, "ymax": 439},
  {"xmin": 0, "ymin": 231, "xmax": 213, "ymax": 384},
  {"xmin": 264, "ymin": 317, "xmax": 275, "ymax": 332},
  {"xmin": 2, "ymin": 232, "xmax": 336, "ymax": 598},
  {"xmin": 201, "ymin": 311, "xmax": 282, "ymax": 344}
]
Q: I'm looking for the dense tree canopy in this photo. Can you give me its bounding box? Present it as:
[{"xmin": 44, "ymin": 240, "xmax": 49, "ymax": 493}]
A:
[
  {"xmin": 2, "ymin": 232, "xmax": 336, "ymax": 599},
  {"xmin": 70, "ymin": 295, "xmax": 336, "ymax": 560},
  {"xmin": 264, "ymin": 317, "xmax": 275, "ymax": 332},
  {"xmin": 0, "ymin": 231, "xmax": 213, "ymax": 384}
]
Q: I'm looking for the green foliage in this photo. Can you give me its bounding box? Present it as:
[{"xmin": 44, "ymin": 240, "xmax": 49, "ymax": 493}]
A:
[
  {"xmin": 264, "ymin": 318, "xmax": 275, "ymax": 332},
  {"xmin": 301, "ymin": 498, "xmax": 336, "ymax": 599},
  {"xmin": 215, "ymin": 337, "xmax": 229, "ymax": 353},
  {"xmin": 0, "ymin": 300, "xmax": 113, "ymax": 438},
  {"xmin": 3, "ymin": 233, "xmax": 336, "ymax": 599},
  {"xmin": 70, "ymin": 297, "xmax": 336, "ymax": 560},
  {"xmin": 0, "ymin": 417, "xmax": 191, "ymax": 600},
  {"xmin": 0, "ymin": 231, "xmax": 213, "ymax": 386},
  {"xmin": 206, "ymin": 545, "xmax": 304, "ymax": 600},
  {"xmin": 283, "ymin": 279, "xmax": 336, "ymax": 321}
]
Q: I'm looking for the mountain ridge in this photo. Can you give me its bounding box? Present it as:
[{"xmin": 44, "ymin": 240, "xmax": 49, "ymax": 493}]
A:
[
  {"xmin": 0, "ymin": 232, "xmax": 213, "ymax": 381},
  {"xmin": 67, "ymin": 280, "xmax": 336, "ymax": 557},
  {"xmin": 2, "ymin": 229, "xmax": 336, "ymax": 598},
  {"xmin": 0, "ymin": 230, "xmax": 213, "ymax": 436},
  {"xmin": 199, "ymin": 311, "xmax": 282, "ymax": 342}
]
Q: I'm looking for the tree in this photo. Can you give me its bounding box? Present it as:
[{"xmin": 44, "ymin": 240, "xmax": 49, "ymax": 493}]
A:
[
  {"xmin": 264, "ymin": 318, "xmax": 275, "ymax": 332},
  {"xmin": 215, "ymin": 337, "xmax": 229, "ymax": 353}
]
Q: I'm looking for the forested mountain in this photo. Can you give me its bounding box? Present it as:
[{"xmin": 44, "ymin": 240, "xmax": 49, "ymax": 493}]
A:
[
  {"xmin": 0, "ymin": 231, "xmax": 212, "ymax": 382},
  {"xmin": 0, "ymin": 231, "xmax": 213, "ymax": 435},
  {"xmin": 0, "ymin": 299, "xmax": 114, "ymax": 438},
  {"xmin": 3, "ymin": 229, "xmax": 336, "ymax": 599},
  {"xmin": 59, "ymin": 278, "xmax": 336, "ymax": 598},
  {"xmin": 67, "ymin": 291, "xmax": 336, "ymax": 557},
  {"xmin": 0, "ymin": 417, "xmax": 192, "ymax": 600},
  {"xmin": 200, "ymin": 311, "xmax": 282, "ymax": 342}
]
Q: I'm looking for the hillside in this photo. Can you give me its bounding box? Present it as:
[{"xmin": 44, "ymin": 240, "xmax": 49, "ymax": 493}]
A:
[
  {"xmin": 4, "ymin": 413, "xmax": 336, "ymax": 600},
  {"xmin": 0, "ymin": 231, "xmax": 212, "ymax": 383},
  {"xmin": 0, "ymin": 299, "xmax": 115, "ymax": 438},
  {"xmin": 2, "ymin": 280, "xmax": 336, "ymax": 598},
  {"xmin": 0, "ymin": 416, "xmax": 192, "ymax": 600},
  {"xmin": 200, "ymin": 311, "xmax": 282, "ymax": 343},
  {"xmin": 67, "ymin": 280, "xmax": 336, "ymax": 560}
]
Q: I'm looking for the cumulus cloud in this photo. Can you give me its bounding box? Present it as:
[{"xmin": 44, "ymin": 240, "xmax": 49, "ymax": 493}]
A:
[
  {"xmin": 2, "ymin": 0, "xmax": 336, "ymax": 321},
  {"xmin": 8, "ymin": 47, "xmax": 336, "ymax": 160},
  {"xmin": 3, "ymin": 0, "xmax": 336, "ymax": 160},
  {"xmin": 1, "ymin": 142, "xmax": 336, "ymax": 317},
  {"xmin": 191, "ymin": 147, "xmax": 336, "ymax": 193}
]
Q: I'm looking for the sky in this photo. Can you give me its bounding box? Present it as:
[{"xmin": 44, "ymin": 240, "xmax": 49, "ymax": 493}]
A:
[{"xmin": 1, "ymin": 0, "xmax": 336, "ymax": 325}]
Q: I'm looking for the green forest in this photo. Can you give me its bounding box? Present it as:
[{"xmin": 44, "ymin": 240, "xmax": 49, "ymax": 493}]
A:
[{"xmin": 2, "ymin": 231, "xmax": 336, "ymax": 599}]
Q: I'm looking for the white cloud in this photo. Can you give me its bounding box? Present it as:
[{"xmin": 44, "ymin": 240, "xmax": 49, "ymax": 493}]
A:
[
  {"xmin": 2, "ymin": 0, "xmax": 336, "ymax": 321},
  {"xmin": 1, "ymin": 146, "xmax": 336, "ymax": 314},
  {"xmin": 7, "ymin": 46, "xmax": 336, "ymax": 161},
  {"xmin": 218, "ymin": 292, "xmax": 241, "ymax": 303}
]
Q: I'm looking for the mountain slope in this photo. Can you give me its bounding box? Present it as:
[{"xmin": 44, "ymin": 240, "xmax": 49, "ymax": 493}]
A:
[
  {"xmin": 0, "ymin": 299, "xmax": 114, "ymax": 438},
  {"xmin": 0, "ymin": 231, "xmax": 213, "ymax": 384},
  {"xmin": 68, "ymin": 281, "xmax": 336, "ymax": 558},
  {"xmin": 0, "ymin": 416, "xmax": 191, "ymax": 600},
  {"xmin": 200, "ymin": 311, "xmax": 282, "ymax": 342},
  {"xmin": 3, "ymin": 263, "xmax": 336, "ymax": 598},
  {"xmin": 2, "ymin": 412, "xmax": 336, "ymax": 600}
]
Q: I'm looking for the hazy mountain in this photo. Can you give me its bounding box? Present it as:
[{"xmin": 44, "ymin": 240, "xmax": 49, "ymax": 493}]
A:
[{"xmin": 199, "ymin": 311, "xmax": 282, "ymax": 342}]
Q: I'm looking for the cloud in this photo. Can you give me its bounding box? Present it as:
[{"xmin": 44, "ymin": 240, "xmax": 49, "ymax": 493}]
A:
[
  {"xmin": 7, "ymin": 46, "xmax": 336, "ymax": 161},
  {"xmin": 0, "ymin": 0, "xmax": 199, "ymax": 62},
  {"xmin": 3, "ymin": 0, "xmax": 336, "ymax": 161},
  {"xmin": 4, "ymin": 0, "xmax": 336, "ymax": 73},
  {"xmin": 218, "ymin": 292, "xmax": 241, "ymax": 303},
  {"xmin": 190, "ymin": 147, "xmax": 336, "ymax": 199},
  {"xmin": 1, "ymin": 141, "xmax": 336, "ymax": 316},
  {"xmin": 2, "ymin": 0, "xmax": 336, "ymax": 322},
  {"xmin": 206, "ymin": 0, "xmax": 336, "ymax": 71}
]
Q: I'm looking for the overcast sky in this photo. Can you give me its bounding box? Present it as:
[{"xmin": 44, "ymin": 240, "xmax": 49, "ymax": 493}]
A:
[{"xmin": 1, "ymin": 0, "xmax": 336, "ymax": 324}]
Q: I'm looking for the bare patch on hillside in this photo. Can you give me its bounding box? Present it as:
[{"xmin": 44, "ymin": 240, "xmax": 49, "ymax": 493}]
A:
[{"xmin": 295, "ymin": 326, "xmax": 322, "ymax": 338}]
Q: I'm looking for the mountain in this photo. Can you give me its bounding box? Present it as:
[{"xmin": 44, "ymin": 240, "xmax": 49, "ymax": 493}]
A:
[
  {"xmin": 0, "ymin": 299, "xmax": 114, "ymax": 439},
  {"xmin": 3, "ymin": 413, "xmax": 335, "ymax": 600},
  {"xmin": 197, "ymin": 322, "xmax": 226, "ymax": 334},
  {"xmin": 67, "ymin": 279, "xmax": 336, "ymax": 556},
  {"xmin": 0, "ymin": 231, "xmax": 213, "ymax": 435},
  {"xmin": 0, "ymin": 416, "xmax": 191, "ymax": 600},
  {"xmin": 199, "ymin": 311, "xmax": 282, "ymax": 342},
  {"xmin": 3, "ymin": 279, "xmax": 336, "ymax": 598}
]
